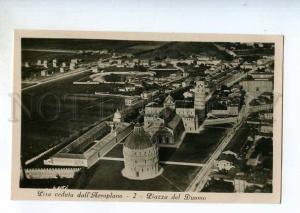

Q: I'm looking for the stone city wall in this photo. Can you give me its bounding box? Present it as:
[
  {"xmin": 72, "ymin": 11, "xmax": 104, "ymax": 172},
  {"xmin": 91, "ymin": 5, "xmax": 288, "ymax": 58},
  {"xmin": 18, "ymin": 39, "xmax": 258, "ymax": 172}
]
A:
[{"xmin": 24, "ymin": 167, "xmax": 81, "ymax": 179}]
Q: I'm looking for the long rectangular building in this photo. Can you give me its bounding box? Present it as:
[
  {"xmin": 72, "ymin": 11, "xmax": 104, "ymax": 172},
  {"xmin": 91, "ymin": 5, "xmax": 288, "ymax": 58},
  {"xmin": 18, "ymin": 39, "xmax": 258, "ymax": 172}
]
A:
[{"xmin": 44, "ymin": 122, "xmax": 133, "ymax": 168}]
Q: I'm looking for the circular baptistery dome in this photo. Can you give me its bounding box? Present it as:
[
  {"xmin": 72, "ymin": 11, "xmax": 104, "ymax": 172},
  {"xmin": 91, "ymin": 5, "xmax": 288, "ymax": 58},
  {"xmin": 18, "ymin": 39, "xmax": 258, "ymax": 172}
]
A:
[
  {"xmin": 124, "ymin": 123, "xmax": 153, "ymax": 149},
  {"xmin": 122, "ymin": 123, "xmax": 163, "ymax": 180}
]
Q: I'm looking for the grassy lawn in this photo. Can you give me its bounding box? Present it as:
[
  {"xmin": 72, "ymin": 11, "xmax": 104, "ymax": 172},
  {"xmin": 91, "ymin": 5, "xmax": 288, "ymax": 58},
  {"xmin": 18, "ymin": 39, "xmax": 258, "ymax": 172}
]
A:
[
  {"xmin": 159, "ymin": 125, "xmax": 229, "ymax": 163},
  {"xmin": 21, "ymin": 74, "xmax": 125, "ymax": 161},
  {"xmin": 104, "ymin": 144, "xmax": 124, "ymax": 158},
  {"xmin": 223, "ymin": 123, "xmax": 251, "ymax": 154},
  {"xmin": 21, "ymin": 96, "xmax": 124, "ymax": 161},
  {"xmin": 105, "ymin": 125, "xmax": 229, "ymax": 164},
  {"xmin": 84, "ymin": 160, "xmax": 200, "ymax": 191}
]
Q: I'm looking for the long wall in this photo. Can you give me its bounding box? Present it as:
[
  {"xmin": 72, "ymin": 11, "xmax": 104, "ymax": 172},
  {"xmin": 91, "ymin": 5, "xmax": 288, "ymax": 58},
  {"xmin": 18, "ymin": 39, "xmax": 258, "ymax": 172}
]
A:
[
  {"xmin": 44, "ymin": 123, "xmax": 133, "ymax": 168},
  {"xmin": 204, "ymin": 117, "xmax": 238, "ymax": 126},
  {"xmin": 86, "ymin": 124, "xmax": 133, "ymax": 168},
  {"xmin": 24, "ymin": 168, "xmax": 81, "ymax": 179}
]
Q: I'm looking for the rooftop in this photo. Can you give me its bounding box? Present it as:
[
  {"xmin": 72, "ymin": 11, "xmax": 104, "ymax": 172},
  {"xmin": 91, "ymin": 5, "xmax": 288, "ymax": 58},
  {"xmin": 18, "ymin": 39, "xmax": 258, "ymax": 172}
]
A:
[
  {"xmin": 124, "ymin": 123, "xmax": 154, "ymax": 150},
  {"xmin": 175, "ymin": 100, "xmax": 194, "ymax": 109},
  {"xmin": 167, "ymin": 114, "xmax": 182, "ymax": 130}
]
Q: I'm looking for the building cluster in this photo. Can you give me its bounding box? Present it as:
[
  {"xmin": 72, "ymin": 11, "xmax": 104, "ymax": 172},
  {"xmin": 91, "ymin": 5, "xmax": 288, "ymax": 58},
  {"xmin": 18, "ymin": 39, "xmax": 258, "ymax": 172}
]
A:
[
  {"xmin": 215, "ymin": 150, "xmax": 239, "ymax": 171},
  {"xmin": 74, "ymin": 44, "xmax": 273, "ymax": 102},
  {"xmin": 207, "ymin": 85, "xmax": 245, "ymax": 118},
  {"xmin": 248, "ymin": 92, "xmax": 273, "ymax": 114},
  {"xmin": 247, "ymin": 94, "xmax": 273, "ymax": 136},
  {"xmin": 143, "ymin": 81, "xmax": 206, "ymax": 148},
  {"xmin": 43, "ymin": 113, "xmax": 133, "ymax": 168},
  {"xmin": 211, "ymin": 98, "xmax": 273, "ymax": 192},
  {"xmin": 22, "ymin": 43, "xmax": 276, "ymax": 190},
  {"xmin": 78, "ymin": 49, "xmax": 110, "ymax": 55},
  {"xmin": 23, "ymin": 58, "xmax": 81, "ymax": 78},
  {"xmin": 240, "ymin": 55, "xmax": 274, "ymax": 70},
  {"xmin": 98, "ymin": 58, "xmax": 151, "ymax": 69}
]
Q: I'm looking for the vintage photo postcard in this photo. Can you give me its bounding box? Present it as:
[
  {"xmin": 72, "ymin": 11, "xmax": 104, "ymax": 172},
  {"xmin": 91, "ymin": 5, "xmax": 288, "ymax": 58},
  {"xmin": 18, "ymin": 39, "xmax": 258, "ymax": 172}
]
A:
[{"xmin": 11, "ymin": 30, "xmax": 283, "ymax": 203}]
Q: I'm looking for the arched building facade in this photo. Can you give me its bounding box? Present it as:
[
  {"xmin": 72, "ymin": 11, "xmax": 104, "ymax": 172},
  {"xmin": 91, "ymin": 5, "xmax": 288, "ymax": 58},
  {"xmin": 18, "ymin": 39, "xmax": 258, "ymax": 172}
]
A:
[{"xmin": 122, "ymin": 124, "xmax": 163, "ymax": 180}]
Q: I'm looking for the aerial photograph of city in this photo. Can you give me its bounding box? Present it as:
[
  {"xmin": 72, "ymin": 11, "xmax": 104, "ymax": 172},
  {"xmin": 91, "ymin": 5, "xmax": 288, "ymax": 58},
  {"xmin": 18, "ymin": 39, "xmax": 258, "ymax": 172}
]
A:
[{"xmin": 19, "ymin": 37, "xmax": 275, "ymax": 193}]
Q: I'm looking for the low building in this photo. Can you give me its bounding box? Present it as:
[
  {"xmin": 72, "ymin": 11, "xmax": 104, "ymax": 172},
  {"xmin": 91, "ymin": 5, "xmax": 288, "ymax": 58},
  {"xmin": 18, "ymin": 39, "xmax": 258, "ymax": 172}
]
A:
[
  {"xmin": 240, "ymin": 79, "xmax": 273, "ymax": 98},
  {"xmin": 240, "ymin": 62, "xmax": 254, "ymax": 70},
  {"xmin": 70, "ymin": 62, "xmax": 77, "ymax": 70},
  {"xmin": 246, "ymin": 153, "xmax": 262, "ymax": 166},
  {"xmin": 222, "ymin": 150, "xmax": 238, "ymax": 159},
  {"xmin": 248, "ymin": 93, "xmax": 273, "ymax": 113},
  {"xmin": 183, "ymin": 91, "xmax": 194, "ymax": 99},
  {"xmin": 215, "ymin": 160, "xmax": 235, "ymax": 171},
  {"xmin": 260, "ymin": 125, "xmax": 273, "ymax": 134},
  {"xmin": 40, "ymin": 70, "xmax": 48, "ymax": 76},
  {"xmin": 182, "ymin": 79, "xmax": 192, "ymax": 87},
  {"xmin": 44, "ymin": 117, "xmax": 133, "ymax": 168},
  {"xmin": 125, "ymin": 96, "xmax": 140, "ymax": 106},
  {"xmin": 52, "ymin": 59, "xmax": 57, "ymax": 68},
  {"xmin": 91, "ymin": 67, "xmax": 98, "ymax": 73},
  {"xmin": 141, "ymin": 90, "xmax": 159, "ymax": 100},
  {"xmin": 43, "ymin": 60, "xmax": 48, "ymax": 68},
  {"xmin": 215, "ymin": 153, "xmax": 237, "ymax": 171},
  {"xmin": 124, "ymin": 86, "xmax": 136, "ymax": 92},
  {"xmin": 250, "ymin": 72, "xmax": 274, "ymax": 79},
  {"xmin": 71, "ymin": 59, "xmax": 78, "ymax": 64}
]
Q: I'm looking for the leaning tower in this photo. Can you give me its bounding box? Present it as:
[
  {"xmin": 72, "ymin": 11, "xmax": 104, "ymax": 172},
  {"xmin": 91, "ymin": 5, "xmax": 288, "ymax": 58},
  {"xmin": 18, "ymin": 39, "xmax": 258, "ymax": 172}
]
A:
[
  {"xmin": 194, "ymin": 81, "xmax": 206, "ymax": 110},
  {"xmin": 194, "ymin": 81, "xmax": 206, "ymax": 121}
]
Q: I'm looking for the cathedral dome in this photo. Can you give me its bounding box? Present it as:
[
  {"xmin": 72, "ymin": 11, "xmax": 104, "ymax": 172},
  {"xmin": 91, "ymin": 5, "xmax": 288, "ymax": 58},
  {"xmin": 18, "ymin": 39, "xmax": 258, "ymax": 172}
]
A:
[
  {"xmin": 124, "ymin": 123, "xmax": 153, "ymax": 150},
  {"xmin": 113, "ymin": 109, "xmax": 122, "ymax": 122}
]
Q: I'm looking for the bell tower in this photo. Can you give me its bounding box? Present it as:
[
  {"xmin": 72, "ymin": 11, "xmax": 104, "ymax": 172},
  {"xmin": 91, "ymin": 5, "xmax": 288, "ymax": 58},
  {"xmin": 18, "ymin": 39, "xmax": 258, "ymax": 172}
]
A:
[{"xmin": 194, "ymin": 81, "xmax": 206, "ymax": 111}]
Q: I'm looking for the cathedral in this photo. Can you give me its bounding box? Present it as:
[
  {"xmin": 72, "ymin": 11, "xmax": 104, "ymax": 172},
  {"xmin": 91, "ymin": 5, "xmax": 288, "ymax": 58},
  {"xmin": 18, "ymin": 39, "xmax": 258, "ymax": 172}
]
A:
[
  {"xmin": 144, "ymin": 96, "xmax": 185, "ymax": 145},
  {"xmin": 143, "ymin": 80, "xmax": 206, "ymax": 145},
  {"xmin": 121, "ymin": 81, "xmax": 206, "ymax": 180}
]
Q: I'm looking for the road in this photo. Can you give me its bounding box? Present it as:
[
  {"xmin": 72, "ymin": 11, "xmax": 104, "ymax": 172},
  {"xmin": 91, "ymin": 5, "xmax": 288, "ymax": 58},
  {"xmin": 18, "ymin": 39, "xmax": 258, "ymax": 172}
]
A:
[
  {"xmin": 22, "ymin": 63, "xmax": 95, "ymax": 91},
  {"xmin": 23, "ymin": 48, "xmax": 78, "ymax": 53},
  {"xmin": 185, "ymin": 107, "xmax": 247, "ymax": 192}
]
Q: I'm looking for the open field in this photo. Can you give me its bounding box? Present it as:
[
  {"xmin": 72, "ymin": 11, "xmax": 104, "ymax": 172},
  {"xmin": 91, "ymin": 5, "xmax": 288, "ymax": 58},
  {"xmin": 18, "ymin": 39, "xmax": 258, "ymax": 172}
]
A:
[
  {"xmin": 128, "ymin": 43, "xmax": 168, "ymax": 52},
  {"xmin": 136, "ymin": 42, "xmax": 231, "ymax": 60},
  {"xmin": 22, "ymin": 38, "xmax": 167, "ymax": 53},
  {"xmin": 21, "ymin": 73, "xmax": 125, "ymax": 161},
  {"xmin": 22, "ymin": 39, "xmax": 230, "ymax": 60}
]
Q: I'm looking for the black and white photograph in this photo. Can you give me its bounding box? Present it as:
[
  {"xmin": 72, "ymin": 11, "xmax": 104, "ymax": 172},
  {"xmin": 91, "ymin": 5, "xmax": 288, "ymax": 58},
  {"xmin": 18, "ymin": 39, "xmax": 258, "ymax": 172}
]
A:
[{"xmin": 11, "ymin": 30, "xmax": 283, "ymax": 203}]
